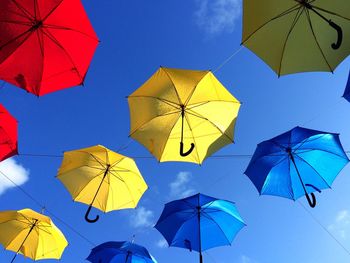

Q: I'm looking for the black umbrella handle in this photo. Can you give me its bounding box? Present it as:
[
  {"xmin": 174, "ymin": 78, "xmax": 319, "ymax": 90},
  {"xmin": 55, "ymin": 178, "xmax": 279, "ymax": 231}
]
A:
[
  {"xmin": 85, "ymin": 205, "xmax": 99, "ymax": 223},
  {"xmin": 304, "ymin": 184, "xmax": 321, "ymax": 208},
  {"xmin": 199, "ymin": 252, "xmax": 203, "ymax": 263},
  {"xmin": 329, "ymin": 20, "xmax": 343, "ymax": 50},
  {"xmin": 180, "ymin": 142, "xmax": 195, "ymax": 157}
]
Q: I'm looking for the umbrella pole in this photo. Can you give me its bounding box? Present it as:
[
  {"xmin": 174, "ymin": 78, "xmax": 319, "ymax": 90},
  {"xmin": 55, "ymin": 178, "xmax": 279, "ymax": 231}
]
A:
[
  {"xmin": 85, "ymin": 165, "xmax": 110, "ymax": 223},
  {"xmin": 288, "ymin": 152, "xmax": 317, "ymax": 208},
  {"xmin": 197, "ymin": 206, "xmax": 203, "ymax": 263},
  {"xmin": 179, "ymin": 105, "xmax": 195, "ymax": 157},
  {"xmin": 10, "ymin": 219, "xmax": 38, "ymax": 263}
]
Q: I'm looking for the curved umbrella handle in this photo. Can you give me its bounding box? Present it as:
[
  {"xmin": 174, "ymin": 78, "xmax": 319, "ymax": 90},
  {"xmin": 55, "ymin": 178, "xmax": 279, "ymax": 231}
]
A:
[
  {"xmin": 85, "ymin": 205, "xmax": 99, "ymax": 223},
  {"xmin": 305, "ymin": 192, "xmax": 317, "ymax": 208},
  {"xmin": 304, "ymin": 184, "xmax": 322, "ymax": 208},
  {"xmin": 180, "ymin": 142, "xmax": 195, "ymax": 157},
  {"xmin": 329, "ymin": 20, "xmax": 343, "ymax": 50}
]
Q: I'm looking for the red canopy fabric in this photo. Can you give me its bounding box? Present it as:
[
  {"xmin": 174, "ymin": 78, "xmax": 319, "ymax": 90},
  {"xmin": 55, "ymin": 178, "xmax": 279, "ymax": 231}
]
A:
[
  {"xmin": 0, "ymin": 0, "xmax": 99, "ymax": 96},
  {"xmin": 0, "ymin": 104, "xmax": 17, "ymax": 162}
]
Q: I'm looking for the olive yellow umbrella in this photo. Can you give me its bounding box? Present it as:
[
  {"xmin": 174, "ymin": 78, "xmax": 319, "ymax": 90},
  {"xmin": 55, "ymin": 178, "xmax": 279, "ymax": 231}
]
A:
[
  {"xmin": 127, "ymin": 67, "xmax": 241, "ymax": 164},
  {"xmin": 242, "ymin": 0, "xmax": 350, "ymax": 75},
  {"xmin": 57, "ymin": 145, "xmax": 148, "ymax": 223},
  {"xmin": 0, "ymin": 209, "xmax": 68, "ymax": 262}
]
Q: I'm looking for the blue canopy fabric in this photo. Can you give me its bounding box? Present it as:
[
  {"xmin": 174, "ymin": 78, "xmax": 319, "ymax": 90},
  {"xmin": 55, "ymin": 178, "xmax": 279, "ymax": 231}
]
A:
[
  {"xmin": 245, "ymin": 126, "xmax": 349, "ymax": 207},
  {"xmin": 86, "ymin": 241, "xmax": 157, "ymax": 263},
  {"xmin": 154, "ymin": 193, "xmax": 245, "ymax": 263},
  {"xmin": 343, "ymin": 70, "xmax": 350, "ymax": 102}
]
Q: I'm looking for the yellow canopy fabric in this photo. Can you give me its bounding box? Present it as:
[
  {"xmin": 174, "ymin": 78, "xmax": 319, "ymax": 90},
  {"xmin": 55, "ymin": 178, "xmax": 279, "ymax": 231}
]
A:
[
  {"xmin": 0, "ymin": 209, "xmax": 68, "ymax": 261},
  {"xmin": 128, "ymin": 67, "xmax": 241, "ymax": 164},
  {"xmin": 242, "ymin": 0, "xmax": 350, "ymax": 75},
  {"xmin": 57, "ymin": 145, "xmax": 148, "ymax": 222}
]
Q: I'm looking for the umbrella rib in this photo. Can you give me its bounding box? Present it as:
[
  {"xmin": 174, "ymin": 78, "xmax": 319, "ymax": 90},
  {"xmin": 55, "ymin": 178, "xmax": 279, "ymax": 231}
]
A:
[
  {"xmin": 10, "ymin": 0, "xmax": 34, "ymax": 20},
  {"xmin": 201, "ymin": 212, "xmax": 233, "ymax": 246},
  {"xmin": 185, "ymin": 110, "xmax": 233, "ymax": 143},
  {"xmin": 311, "ymin": 5, "xmax": 350, "ymax": 21},
  {"xmin": 293, "ymin": 134, "xmax": 328, "ymax": 152},
  {"xmin": 161, "ymin": 68, "xmax": 182, "ymax": 105},
  {"xmin": 128, "ymin": 95, "xmax": 180, "ymax": 109},
  {"xmin": 305, "ymin": 9, "xmax": 333, "ymax": 72},
  {"xmin": 293, "ymin": 153, "xmax": 332, "ymax": 188},
  {"xmin": 242, "ymin": 4, "xmax": 301, "ymax": 44},
  {"xmin": 40, "ymin": 29, "xmax": 83, "ymax": 81},
  {"xmin": 0, "ymin": 20, "xmax": 32, "ymax": 26},
  {"xmin": 41, "ymin": 0, "xmax": 64, "ymax": 22},
  {"xmin": 42, "ymin": 24, "xmax": 99, "ymax": 41},
  {"xmin": 129, "ymin": 111, "xmax": 180, "ymax": 137},
  {"xmin": 278, "ymin": 6, "xmax": 305, "ymax": 76},
  {"xmin": 183, "ymin": 113, "xmax": 201, "ymax": 162},
  {"xmin": 73, "ymin": 169, "xmax": 106, "ymax": 201},
  {"xmin": 296, "ymin": 147, "xmax": 349, "ymax": 161},
  {"xmin": 0, "ymin": 26, "xmax": 34, "ymax": 52},
  {"xmin": 184, "ymin": 72, "xmax": 209, "ymax": 106},
  {"xmin": 187, "ymin": 100, "xmax": 240, "ymax": 112}
]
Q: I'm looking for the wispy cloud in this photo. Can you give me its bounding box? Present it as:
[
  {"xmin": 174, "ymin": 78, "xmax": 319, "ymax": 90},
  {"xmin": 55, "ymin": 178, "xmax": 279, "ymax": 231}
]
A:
[
  {"xmin": 156, "ymin": 238, "xmax": 168, "ymax": 248},
  {"xmin": 194, "ymin": 0, "xmax": 241, "ymax": 35},
  {"xmin": 328, "ymin": 210, "xmax": 350, "ymax": 239},
  {"xmin": 130, "ymin": 206, "xmax": 154, "ymax": 228},
  {"xmin": 169, "ymin": 171, "xmax": 196, "ymax": 199},
  {"xmin": 0, "ymin": 158, "xmax": 29, "ymax": 195}
]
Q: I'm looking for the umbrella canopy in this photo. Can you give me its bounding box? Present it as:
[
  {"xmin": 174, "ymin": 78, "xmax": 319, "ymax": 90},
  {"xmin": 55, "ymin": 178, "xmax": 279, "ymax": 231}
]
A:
[
  {"xmin": 245, "ymin": 126, "xmax": 349, "ymax": 207},
  {"xmin": 57, "ymin": 145, "xmax": 148, "ymax": 223},
  {"xmin": 343, "ymin": 70, "xmax": 350, "ymax": 102},
  {"xmin": 0, "ymin": 208, "xmax": 68, "ymax": 262},
  {"xmin": 0, "ymin": 0, "xmax": 99, "ymax": 96},
  {"xmin": 242, "ymin": 0, "xmax": 350, "ymax": 75},
  {"xmin": 155, "ymin": 193, "xmax": 245, "ymax": 263},
  {"xmin": 128, "ymin": 67, "xmax": 241, "ymax": 164},
  {"xmin": 0, "ymin": 104, "xmax": 17, "ymax": 162},
  {"xmin": 87, "ymin": 241, "xmax": 157, "ymax": 263}
]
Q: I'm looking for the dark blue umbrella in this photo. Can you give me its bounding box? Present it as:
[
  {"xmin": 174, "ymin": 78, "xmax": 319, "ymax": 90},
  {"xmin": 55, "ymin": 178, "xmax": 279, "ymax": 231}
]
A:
[
  {"xmin": 343, "ymin": 70, "xmax": 350, "ymax": 102},
  {"xmin": 154, "ymin": 193, "xmax": 245, "ymax": 263},
  {"xmin": 86, "ymin": 241, "xmax": 157, "ymax": 263},
  {"xmin": 245, "ymin": 126, "xmax": 349, "ymax": 208}
]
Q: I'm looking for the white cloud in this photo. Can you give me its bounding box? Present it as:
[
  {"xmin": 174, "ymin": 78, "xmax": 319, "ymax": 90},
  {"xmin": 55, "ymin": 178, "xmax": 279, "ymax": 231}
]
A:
[
  {"xmin": 194, "ymin": 0, "xmax": 241, "ymax": 35},
  {"xmin": 0, "ymin": 158, "xmax": 29, "ymax": 195},
  {"xmin": 169, "ymin": 171, "xmax": 196, "ymax": 199},
  {"xmin": 328, "ymin": 210, "xmax": 350, "ymax": 239},
  {"xmin": 130, "ymin": 206, "xmax": 154, "ymax": 228},
  {"xmin": 156, "ymin": 238, "xmax": 168, "ymax": 248}
]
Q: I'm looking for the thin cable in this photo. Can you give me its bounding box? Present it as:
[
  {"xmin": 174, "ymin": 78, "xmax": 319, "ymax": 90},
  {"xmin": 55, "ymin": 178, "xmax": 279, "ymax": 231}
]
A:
[
  {"xmin": 213, "ymin": 46, "xmax": 244, "ymax": 73},
  {"xmin": 301, "ymin": 98, "xmax": 343, "ymax": 126},
  {"xmin": 297, "ymin": 200, "xmax": 350, "ymax": 257},
  {"xmin": 0, "ymin": 170, "xmax": 96, "ymax": 247}
]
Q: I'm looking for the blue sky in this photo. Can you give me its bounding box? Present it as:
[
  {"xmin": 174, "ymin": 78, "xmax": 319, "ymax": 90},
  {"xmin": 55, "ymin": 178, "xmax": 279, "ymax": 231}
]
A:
[{"xmin": 1, "ymin": 0, "xmax": 350, "ymax": 262}]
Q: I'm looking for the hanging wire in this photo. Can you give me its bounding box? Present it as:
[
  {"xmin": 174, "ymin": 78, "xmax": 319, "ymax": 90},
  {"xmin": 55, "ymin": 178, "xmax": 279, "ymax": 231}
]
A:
[
  {"xmin": 213, "ymin": 46, "xmax": 244, "ymax": 73},
  {"xmin": 297, "ymin": 200, "xmax": 350, "ymax": 257},
  {"xmin": 0, "ymin": 170, "xmax": 96, "ymax": 247}
]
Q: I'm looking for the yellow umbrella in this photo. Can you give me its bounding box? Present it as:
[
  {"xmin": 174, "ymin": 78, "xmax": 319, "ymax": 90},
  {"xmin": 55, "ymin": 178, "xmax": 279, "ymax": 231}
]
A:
[
  {"xmin": 242, "ymin": 0, "xmax": 350, "ymax": 75},
  {"xmin": 57, "ymin": 145, "xmax": 148, "ymax": 223},
  {"xmin": 127, "ymin": 67, "xmax": 241, "ymax": 164},
  {"xmin": 0, "ymin": 209, "xmax": 68, "ymax": 263}
]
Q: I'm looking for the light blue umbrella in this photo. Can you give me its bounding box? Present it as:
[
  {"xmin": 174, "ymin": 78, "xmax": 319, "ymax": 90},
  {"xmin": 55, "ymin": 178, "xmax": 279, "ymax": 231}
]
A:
[
  {"xmin": 154, "ymin": 193, "xmax": 245, "ymax": 263},
  {"xmin": 86, "ymin": 241, "xmax": 157, "ymax": 263},
  {"xmin": 245, "ymin": 126, "xmax": 349, "ymax": 207}
]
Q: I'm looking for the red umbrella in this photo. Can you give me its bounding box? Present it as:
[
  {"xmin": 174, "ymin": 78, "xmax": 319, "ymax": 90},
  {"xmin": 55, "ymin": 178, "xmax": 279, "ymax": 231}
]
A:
[
  {"xmin": 0, "ymin": 104, "xmax": 17, "ymax": 161},
  {"xmin": 0, "ymin": 0, "xmax": 99, "ymax": 96}
]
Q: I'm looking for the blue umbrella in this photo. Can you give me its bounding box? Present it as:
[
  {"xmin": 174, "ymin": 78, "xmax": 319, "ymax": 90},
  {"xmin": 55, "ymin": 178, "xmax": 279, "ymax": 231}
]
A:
[
  {"xmin": 154, "ymin": 193, "xmax": 245, "ymax": 263},
  {"xmin": 86, "ymin": 241, "xmax": 157, "ymax": 263},
  {"xmin": 245, "ymin": 126, "xmax": 349, "ymax": 208},
  {"xmin": 343, "ymin": 70, "xmax": 350, "ymax": 102}
]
